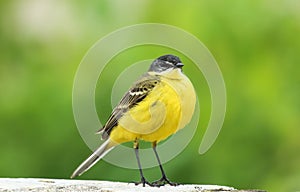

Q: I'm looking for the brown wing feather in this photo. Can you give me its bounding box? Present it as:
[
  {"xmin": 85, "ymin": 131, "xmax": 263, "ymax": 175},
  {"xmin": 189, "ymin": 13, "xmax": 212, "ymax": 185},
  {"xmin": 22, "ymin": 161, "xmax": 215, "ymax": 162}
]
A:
[{"xmin": 97, "ymin": 73, "xmax": 160, "ymax": 140}]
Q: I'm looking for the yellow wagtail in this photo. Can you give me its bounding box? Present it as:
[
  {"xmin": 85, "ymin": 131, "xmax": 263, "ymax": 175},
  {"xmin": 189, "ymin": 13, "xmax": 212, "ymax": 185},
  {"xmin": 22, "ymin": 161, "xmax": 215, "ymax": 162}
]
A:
[{"xmin": 71, "ymin": 54, "xmax": 196, "ymax": 187}]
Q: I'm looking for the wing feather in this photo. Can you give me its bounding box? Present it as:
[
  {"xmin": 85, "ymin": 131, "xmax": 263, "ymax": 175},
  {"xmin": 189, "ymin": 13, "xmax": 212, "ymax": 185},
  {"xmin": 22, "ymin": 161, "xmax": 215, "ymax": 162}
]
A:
[{"xmin": 97, "ymin": 73, "xmax": 160, "ymax": 139}]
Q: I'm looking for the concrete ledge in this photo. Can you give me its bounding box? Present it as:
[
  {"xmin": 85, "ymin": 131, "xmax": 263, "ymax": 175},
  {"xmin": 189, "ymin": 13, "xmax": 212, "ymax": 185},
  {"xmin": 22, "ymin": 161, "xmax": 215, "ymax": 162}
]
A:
[{"xmin": 0, "ymin": 178, "xmax": 265, "ymax": 192}]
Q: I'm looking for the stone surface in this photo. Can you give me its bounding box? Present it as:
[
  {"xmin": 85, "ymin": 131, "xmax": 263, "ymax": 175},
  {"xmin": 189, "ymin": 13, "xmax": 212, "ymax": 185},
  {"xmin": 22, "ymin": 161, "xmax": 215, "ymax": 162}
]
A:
[{"xmin": 0, "ymin": 178, "xmax": 264, "ymax": 192}]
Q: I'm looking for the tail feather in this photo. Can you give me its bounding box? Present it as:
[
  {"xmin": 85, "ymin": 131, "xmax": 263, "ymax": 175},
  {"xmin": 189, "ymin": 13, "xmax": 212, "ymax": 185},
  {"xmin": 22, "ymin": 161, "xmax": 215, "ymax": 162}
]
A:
[{"xmin": 71, "ymin": 139, "xmax": 116, "ymax": 178}]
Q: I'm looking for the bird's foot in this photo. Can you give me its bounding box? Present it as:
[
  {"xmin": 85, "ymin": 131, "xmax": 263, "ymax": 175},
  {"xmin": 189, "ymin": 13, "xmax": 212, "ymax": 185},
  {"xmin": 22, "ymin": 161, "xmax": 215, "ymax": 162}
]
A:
[
  {"xmin": 151, "ymin": 176, "xmax": 179, "ymax": 187},
  {"xmin": 134, "ymin": 177, "xmax": 153, "ymax": 187}
]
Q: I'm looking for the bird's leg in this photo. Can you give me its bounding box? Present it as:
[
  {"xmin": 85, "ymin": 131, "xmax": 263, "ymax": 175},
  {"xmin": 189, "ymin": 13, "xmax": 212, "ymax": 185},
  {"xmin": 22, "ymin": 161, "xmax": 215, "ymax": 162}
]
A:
[
  {"xmin": 151, "ymin": 141, "xmax": 179, "ymax": 187},
  {"xmin": 133, "ymin": 139, "xmax": 153, "ymax": 187}
]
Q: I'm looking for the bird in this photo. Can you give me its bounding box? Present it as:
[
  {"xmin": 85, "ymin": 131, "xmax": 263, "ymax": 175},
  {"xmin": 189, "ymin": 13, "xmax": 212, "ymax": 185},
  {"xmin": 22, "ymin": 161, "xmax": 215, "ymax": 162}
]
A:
[{"xmin": 71, "ymin": 54, "xmax": 196, "ymax": 187}]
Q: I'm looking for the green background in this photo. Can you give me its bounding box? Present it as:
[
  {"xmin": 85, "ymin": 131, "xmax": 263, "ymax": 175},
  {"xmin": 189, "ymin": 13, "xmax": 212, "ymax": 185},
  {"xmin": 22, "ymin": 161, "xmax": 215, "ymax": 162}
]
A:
[{"xmin": 1, "ymin": 1, "xmax": 299, "ymax": 191}]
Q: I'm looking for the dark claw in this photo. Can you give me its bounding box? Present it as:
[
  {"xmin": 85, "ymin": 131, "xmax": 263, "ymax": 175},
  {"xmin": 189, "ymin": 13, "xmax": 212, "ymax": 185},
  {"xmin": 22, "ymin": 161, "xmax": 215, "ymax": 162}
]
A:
[
  {"xmin": 151, "ymin": 176, "xmax": 179, "ymax": 187},
  {"xmin": 133, "ymin": 177, "xmax": 153, "ymax": 187}
]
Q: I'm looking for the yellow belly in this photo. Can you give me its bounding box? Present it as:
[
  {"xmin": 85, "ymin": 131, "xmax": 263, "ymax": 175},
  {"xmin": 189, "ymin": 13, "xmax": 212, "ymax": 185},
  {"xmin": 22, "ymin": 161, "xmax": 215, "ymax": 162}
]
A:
[{"xmin": 109, "ymin": 72, "xmax": 196, "ymax": 144}]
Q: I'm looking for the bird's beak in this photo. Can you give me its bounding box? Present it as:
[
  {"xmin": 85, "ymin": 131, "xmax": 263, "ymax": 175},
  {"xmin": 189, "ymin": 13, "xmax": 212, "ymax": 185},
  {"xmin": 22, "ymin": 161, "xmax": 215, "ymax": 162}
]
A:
[{"xmin": 175, "ymin": 63, "xmax": 184, "ymax": 68}]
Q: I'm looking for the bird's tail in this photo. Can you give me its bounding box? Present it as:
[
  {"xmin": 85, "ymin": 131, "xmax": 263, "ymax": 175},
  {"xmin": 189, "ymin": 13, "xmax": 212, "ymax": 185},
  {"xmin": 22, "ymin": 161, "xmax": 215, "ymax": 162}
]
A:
[{"xmin": 71, "ymin": 139, "xmax": 116, "ymax": 178}]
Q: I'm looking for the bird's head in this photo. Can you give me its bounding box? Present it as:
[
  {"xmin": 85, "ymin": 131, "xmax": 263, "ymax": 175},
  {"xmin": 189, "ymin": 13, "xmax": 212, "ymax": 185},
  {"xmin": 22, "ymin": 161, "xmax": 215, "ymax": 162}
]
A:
[{"xmin": 148, "ymin": 54, "xmax": 184, "ymax": 73}]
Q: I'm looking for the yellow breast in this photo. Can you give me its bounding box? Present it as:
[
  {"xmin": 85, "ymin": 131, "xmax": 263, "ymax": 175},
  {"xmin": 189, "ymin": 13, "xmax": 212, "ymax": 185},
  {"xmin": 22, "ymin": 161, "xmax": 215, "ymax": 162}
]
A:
[{"xmin": 110, "ymin": 69, "xmax": 196, "ymax": 144}]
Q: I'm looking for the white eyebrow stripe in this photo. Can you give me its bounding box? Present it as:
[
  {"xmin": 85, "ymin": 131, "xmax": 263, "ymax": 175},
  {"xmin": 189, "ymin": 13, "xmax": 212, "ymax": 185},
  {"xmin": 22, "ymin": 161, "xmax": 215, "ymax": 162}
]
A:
[{"xmin": 165, "ymin": 61, "xmax": 173, "ymax": 65}]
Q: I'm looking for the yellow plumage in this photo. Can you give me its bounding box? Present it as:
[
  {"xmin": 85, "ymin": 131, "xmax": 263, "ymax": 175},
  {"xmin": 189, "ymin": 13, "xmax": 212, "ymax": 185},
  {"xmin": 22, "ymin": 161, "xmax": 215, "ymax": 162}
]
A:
[
  {"xmin": 71, "ymin": 54, "xmax": 196, "ymax": 186},
  {"xmin": 110, "ymin": 69, "xmax": 196, "ymax": 144}
]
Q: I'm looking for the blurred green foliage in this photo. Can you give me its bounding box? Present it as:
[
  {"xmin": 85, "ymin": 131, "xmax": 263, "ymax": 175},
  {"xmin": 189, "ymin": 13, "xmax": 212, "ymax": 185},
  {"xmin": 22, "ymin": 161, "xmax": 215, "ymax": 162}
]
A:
[{"xmin": 1, "ymin": 1, "xmax": 300, "ymax": 191}]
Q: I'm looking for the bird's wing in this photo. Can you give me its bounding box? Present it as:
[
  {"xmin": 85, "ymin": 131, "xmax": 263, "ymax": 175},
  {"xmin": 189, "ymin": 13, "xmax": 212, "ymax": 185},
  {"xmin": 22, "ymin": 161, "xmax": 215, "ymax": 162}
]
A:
[{"xmin": 97, "ymin": 73, "xmax": 160, "ymax": 139}]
